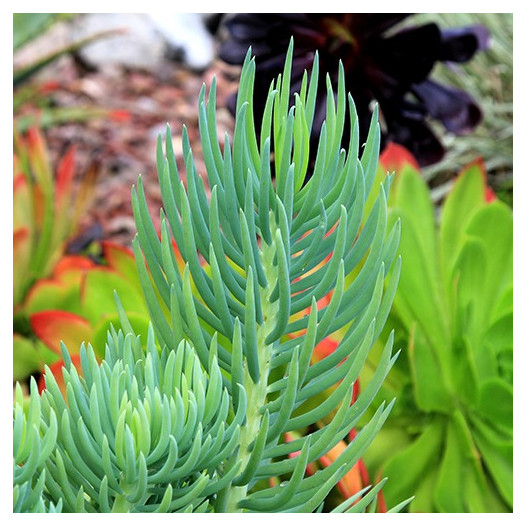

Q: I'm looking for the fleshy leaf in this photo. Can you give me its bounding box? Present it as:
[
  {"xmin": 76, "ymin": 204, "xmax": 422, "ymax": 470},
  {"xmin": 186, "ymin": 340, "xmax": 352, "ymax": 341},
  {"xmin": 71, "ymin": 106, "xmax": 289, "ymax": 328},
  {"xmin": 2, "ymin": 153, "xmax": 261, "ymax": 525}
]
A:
[
  {"xmin": 478, "ymin": 378, "xmax": 513, "ymax": 430},
  {"xmin": 408, "ymin": 323, "xmax": 450, "ymax": 413},
  {"xmin": 378, "ymin": 142, "xmax": 419, "ymax": 174},
  {"xmin": 53, "ymin": 255, "xmax": 97, "ymax": 282},
  {"xmin": 439, "ymin": 159, "xmax": 487, "ymax": 281},
  {"xmin": 80, "ymin": 268, "xmax": 146, "ymax": 326},
  {"xmin": 408, "ymin": 462, "xmax": 438, "ymax": 512},
  {"xmin": 471, "ymin": 416, "xmax": 513, "ymax": 508},
  {"xmin": 434, "ymin": 411, "xmax": 479, "ymax": 512},
  {"xmin": 30, "ymin": 310, "xmax": 93, "ymax": 355},
  {"xmin": 451, "ymin": 237, "xmax": 488, "ymax": 347},
  {"xmin": 102, "ymin": 241, "xmax": 139, "ymax": 284},
  {"xmin": 24, "ymin": 277, "xmax": 83, "ymax": 316},
  {"xmin": 55, "ymin": 146, "xmax": 75, "ymax": 207},
  {"xmin": 389, "ymin": 168, "xmax": 449, "ymax": 354},
  {"xmin": 464, "ymin": 201, "xmax": 513, "ymax": 323},
  {"xmin": 13, "ymin": 334, "xmax": 55, "ymax": 380},
  {"xmin": 381, "ymin": 417, "xmax": 444, "ymax": 508}
]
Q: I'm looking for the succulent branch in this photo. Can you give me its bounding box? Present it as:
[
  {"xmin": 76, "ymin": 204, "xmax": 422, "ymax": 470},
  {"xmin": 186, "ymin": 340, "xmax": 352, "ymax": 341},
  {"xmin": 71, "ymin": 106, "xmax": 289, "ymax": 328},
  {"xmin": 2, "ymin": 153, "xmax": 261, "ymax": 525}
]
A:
[{"xmin": 13, "ymin": 40, "xmax": 405, "ymax": 513}]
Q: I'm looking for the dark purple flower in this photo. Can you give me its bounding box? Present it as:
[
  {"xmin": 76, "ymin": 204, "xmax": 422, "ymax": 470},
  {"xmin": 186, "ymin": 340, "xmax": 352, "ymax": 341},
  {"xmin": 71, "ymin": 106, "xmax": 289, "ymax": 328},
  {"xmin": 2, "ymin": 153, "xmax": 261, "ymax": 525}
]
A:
[{"xmin": 219, "ymin": 14, "xmax": 489, "ymax": 166}]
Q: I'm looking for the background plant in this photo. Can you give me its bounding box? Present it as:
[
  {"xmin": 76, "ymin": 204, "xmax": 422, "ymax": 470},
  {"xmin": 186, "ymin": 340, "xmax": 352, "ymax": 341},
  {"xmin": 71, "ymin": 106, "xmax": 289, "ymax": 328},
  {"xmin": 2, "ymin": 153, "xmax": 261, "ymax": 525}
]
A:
[
  {"xmin": 218, "ymin": 13, "xmax": 489, "ymax": 169},
  {"xmin": 217, "ymin": 13, "xmax": 512, "ymax": 208},
  {"xmin": 13, "ymin": 42, "xmax": 408, "ymax": 513},
  {"xmin": 13, "ymin": 127, "xmax": 99, "ymax": 381},
  {"xmin": 13, "ymin": 241, "xmax": 154, "ymax": 387},
  {"xmin": 414, "ymin": 13, "xmax": 513, "ymax": 206},
  {"xmin": 13, "ymin": 127, "xmax": 97, "ymax": 307},
  {"xmin": 14, "ymin": 13, "xmax": 123, "ymax": 132},
  {"xmin": 360, "ymin": 150, "xmax": 512, "ymax": 512}
]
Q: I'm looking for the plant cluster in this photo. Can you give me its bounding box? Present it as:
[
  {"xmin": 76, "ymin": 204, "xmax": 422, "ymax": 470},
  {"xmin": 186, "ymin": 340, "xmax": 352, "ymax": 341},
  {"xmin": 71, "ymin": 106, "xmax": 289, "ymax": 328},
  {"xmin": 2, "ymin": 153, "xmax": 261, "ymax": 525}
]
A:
[
  {"xmin": 415, "ymin": 13, "xmax": 513, "ymax": 201},
  {"xmin": 218, "ymin": 13, "xmax": 489, "ymax": 167},
  {"xmin": 13, "ymin": 20, "xmax": 513, "ymax": 513},
  {"xmin": 13, "ymin": 127, "xmax": 99, "ymax": 381},
  {"xmin": 362, "ymin": 150, "xmax": 513, "ymax": 512},
  {"xmin": 13, "ymin": 43, "xmax": 408, "ymax": 513},
  {"xmin": 14, "ymin": 241, "xmax": 153, "ymax": 389}
]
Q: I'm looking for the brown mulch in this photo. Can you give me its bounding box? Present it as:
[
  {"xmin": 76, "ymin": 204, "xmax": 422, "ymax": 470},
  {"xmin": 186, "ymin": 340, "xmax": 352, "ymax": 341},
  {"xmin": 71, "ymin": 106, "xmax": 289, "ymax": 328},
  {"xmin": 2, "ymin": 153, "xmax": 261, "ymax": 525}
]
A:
[{"xmin": 22, "ymin": 54, "xmax": 240, "ymax": 250}]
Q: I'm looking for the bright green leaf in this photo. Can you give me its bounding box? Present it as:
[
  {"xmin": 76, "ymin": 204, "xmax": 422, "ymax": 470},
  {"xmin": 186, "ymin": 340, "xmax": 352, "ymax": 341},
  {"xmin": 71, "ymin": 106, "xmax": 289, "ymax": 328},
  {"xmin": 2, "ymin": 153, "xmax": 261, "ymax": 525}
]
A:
[
  {"xmin": 381, "ymin": 417, "xmax": 444, "ymax": 508},
  {"xmin": 81, "ymin": 269, "xmax": 146, "ymax": 326},
  {"xmin": 478, "ymin": 378, "xmax": 513, "ymax": 430},
  {"xmin": 439, "ymin": 161, "xmax": 486, "ymax": 280}
]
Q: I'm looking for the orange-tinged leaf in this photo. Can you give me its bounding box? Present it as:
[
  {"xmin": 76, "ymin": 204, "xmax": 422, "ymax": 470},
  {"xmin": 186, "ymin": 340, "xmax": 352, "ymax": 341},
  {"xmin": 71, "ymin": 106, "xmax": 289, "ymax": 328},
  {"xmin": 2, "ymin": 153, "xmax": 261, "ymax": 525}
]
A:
[
  {"xmin": 26, "ymin": 127, "xmax": 52, "ymax": 189},
  {"xmin": 30, "ymin": 310, "xmax": 92, "ymax": 355},
  {"xmin": 457, "ymin": 158, "xmax": 499, "ymax": 204},
  {"xmin": 13, "ymin": 227, "xmax": 30, "ymax": 251},
  {"xmin": 32, "ymin": 184, "xmax": 45, "ymax": 226},
  {"xmin": 171, "ymin": 238, "xmax": 186, "ymax": 274},
  {"xmin": 379, "ymin": 142, "xmax": 420, "ymax": 174},
  {"xmin": 458, "ymin": 156, "xmax": 486, "ymax": 179},
  {"xmin": 102, "ymin": 241, "xmax": 138, "ymax": 283},
  {"xmin": 349, "ymin": 428, "xmax": 369, "ymax": 485},
  {"xmin": 38, "ymin": 354, "xmax": 82, "ymax": 396},
  {"xmin": 71, "ymin": 160, "xmax": 99, "ymax": 226},
  {"xmin": 351, "ymin": 379, "xmax": 360, "ymax": 405},
  {"xmin": 55, "ymin": 146, "xmax": 75, "ymax": 208},
  {"xmin": 13, "ymin": 172, "xmax": 27, "ymax": 193},
  {"xmin": 318, "ymin": 439, "xmax": 365, "ymax": 499},
  {"xmin": 54, "ymin": 254, "xmax": 97, "ymax": 273},
  {"xmin": 53, "ymin": 254, "xmax": 97, "ymax": 284},
  {"xmin": 52, "ymin": 147, "xmax": 78, "ymax": 244},
  {"xmin": 103, "ymin": 241, "xmax": 134, "ymax": 265},
  {"xmin": 485, "ymin": 186, "xmax": 497, "ymax": 203},
  {"xmin": 376, "ymin": 483, "xmax": 387, "ymax": 512},
  {"xmin": 26, "ymin": 127, "xmax": 46, "ymax": 158},
  {"xmin": 312, "ymin": 338, "xmax": 338, "ymax": 362}
]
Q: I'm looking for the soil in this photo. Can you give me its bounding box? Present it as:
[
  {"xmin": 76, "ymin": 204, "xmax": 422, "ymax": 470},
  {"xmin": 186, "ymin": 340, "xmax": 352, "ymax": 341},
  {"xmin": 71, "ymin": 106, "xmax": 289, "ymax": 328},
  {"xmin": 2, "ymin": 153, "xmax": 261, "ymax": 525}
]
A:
[{"xmin": 16, "ymin": 51, "xmax": 240, "ymax": 250}]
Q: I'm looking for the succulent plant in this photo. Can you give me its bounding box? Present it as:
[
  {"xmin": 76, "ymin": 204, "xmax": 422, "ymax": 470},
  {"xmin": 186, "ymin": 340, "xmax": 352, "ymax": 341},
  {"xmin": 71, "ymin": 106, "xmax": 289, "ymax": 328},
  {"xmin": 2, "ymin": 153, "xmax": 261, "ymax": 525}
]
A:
[
  {"xmin": 13, "ymin": 40, "xmax": 406, "ymax": 513},
  {"xmin": 362, "ymin": 150, "xmax": 513, "ymax": 512}
]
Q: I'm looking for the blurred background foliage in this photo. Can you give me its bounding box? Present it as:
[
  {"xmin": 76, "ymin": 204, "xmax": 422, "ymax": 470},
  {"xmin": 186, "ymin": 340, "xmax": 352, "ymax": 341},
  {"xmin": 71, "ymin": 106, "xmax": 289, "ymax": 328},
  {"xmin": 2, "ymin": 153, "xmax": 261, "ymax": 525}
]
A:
[
  {"xmin": 414, "ymin": 13, "xmax": 512, "ymax": 206},
  {"xmin": 13, "ymin": 13, "xmax": 67, "ymax": 52},
  {"xmin": 362, "ymin": 152, "xmax": 512, "ymax": 512},
  {"xmin": 13, "ymin": 13, "xmax": 121, "ymax": 131},
  {"xmin": 13, "ymin": 13, "xmax": 513, "ymax": 204}
]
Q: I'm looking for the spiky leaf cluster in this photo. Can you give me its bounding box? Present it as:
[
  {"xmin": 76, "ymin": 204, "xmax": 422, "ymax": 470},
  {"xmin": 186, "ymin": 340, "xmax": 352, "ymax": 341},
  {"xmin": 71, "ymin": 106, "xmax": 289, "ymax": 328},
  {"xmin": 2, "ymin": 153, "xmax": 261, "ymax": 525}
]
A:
[
  {"xmin": 13, "ymin": 41, "xmax": 404, "ymax": 513},
  {"xmin": 13, "ymin": 380, "xmax": 61, "ymax": 513},
  {"xmin": 13, "ymin": 327, "xmax": 244, "ymax": 512},
  {"xmin": 131, "ymin": 42, "xmax": 401, "ymax": 512}
]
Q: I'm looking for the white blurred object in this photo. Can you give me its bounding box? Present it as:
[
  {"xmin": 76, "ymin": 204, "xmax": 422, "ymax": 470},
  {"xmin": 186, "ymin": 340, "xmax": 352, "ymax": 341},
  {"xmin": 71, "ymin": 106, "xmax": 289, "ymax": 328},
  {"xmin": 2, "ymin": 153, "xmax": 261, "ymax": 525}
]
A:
[
  {"xmin": 147, "ymin": 13, "xmax": 215, "ymax": 70},
  {"xmin": 73, "ymin": 13, "xmax": 215, "ymax": 73},
  {"xmin": 74, "ymin": 14, "xmax": 165, "ymax": 73}
]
